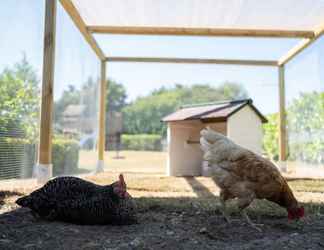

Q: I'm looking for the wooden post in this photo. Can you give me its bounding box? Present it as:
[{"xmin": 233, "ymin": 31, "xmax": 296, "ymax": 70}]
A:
[
  {"xmin": 36, "ymin": 0, "xmax": 57, "ymax": 182},
  {"xmin": 278, "ymin": 65, "xmax": 287, "ymax": 164},
  {"xmin": 96, "ymin": 60, "xmax": 107, "ymax": 173}
]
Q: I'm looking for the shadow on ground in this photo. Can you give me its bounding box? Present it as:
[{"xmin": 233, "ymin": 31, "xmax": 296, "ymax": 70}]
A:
[
  {"xmin": 0, "ymin": 176, "xmax": 324, "ymax": 249},
  {"xmin": 184, "ymin": 177, "xmax": 215, "ymax": 198},
  {"xmin": 0, "ymin": 190, "xmax": 324, "ymax": 250}
]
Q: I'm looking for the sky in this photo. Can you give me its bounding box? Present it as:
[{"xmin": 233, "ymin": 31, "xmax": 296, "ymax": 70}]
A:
[{"xmin": 0, "ymin": 1, "xmax": 324, "ymax": 115}]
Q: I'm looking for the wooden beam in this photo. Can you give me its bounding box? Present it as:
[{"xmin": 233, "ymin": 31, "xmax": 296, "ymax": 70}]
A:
[
  {"xmin": 38, "ymin": 0, "xmax": 57, "ymax": 165},
  {"xmin": 278, "ymin": 25, "xmax": 324, "ymax": 66},
  {"xmin": 98, "ymin": 61, "xmax": 107, "ymax": 162},
  {"xmin": 106, "ymin": 57, "xmax": 277, "ymax": 67},
  {"xmin": 278, "ymin": 65, "xmax": 287, "ymax": 161},
  {"xmin": 186, "ymin": 140, "xmax": 200, "ymax": 144},
  {"xmin": 88, "ymin": 26, "xmax": 314, "ymax": 38},
  {"xmin": 59, "ymin": 0, "xmax": 106, "ymax": 60}
]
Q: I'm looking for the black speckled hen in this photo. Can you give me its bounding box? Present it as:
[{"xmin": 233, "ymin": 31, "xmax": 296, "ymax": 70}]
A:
[{"xmin": 16, "ymin": 174, "xmax": 137, "ymax": 225}]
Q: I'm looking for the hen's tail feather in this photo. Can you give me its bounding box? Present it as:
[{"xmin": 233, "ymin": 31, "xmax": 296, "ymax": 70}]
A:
[{"xmin": 16, "ymin": 196, "xmax": 32, "ymax": 207}]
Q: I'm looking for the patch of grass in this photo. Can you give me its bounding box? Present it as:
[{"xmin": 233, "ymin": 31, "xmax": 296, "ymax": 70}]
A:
[
  {"xmin": 135, "ymin": 196, "xmax": 220, "ymax": 214},
  {"xmin": 87, "ymin": 174, "xmax": 200, "ymax": 193},
  {"xmin": 88, "ymin": 174, "xmax": 324, "ymax": 195},
  {"xmin": 288, "ymin": 179, "xmax": 324, "ymax": 193}
]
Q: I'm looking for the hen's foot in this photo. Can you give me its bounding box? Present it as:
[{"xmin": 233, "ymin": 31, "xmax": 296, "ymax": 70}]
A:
[
  {"xmin": 241, "ymin": 210, "xmax": 263, "ymax": 232},
  {"xmin": 222, "ymin": 212, "xmax": 231, "ymax": 223}
]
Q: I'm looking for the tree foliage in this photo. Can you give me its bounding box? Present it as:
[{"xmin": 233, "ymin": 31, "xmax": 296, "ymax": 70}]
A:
[
  {"xmin": 54, "ymin": 84, "xmax": 80, "ymax": 125},
  {"xmin": 123, "ymin": 82, "xmax": 248, "ymax": 135},
  {"xmin": 54, "ymin": 78, "xmax": 127, "ymax": 129},
  {"xmin": 0, "ymin": 56, "xmax": 40, "ymax": 139},
  {"xmin": 262, "ymin": 113, "xmax": 279, "ymax": 160},
  {"xmin": 106, "ymin": 79, "xmax": 127, "ymax": 112},
  {"xmin": 262, "ymin": 91, "xmax": 324, "ymax": 164},
  {"xmin": 287, "ymin": 91, "xmax": 324, "ymax": 164}
]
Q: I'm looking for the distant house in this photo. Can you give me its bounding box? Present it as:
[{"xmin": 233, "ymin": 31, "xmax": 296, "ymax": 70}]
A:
[
  {"xmin": 162, "ymin": 99, "xmax": 268, "ymax": 176},
  {"xmin": 62, "ymin": 106, "xmax": 123, "ymax": 150},
  {"xmin": 62, "ymin": 105, "xmax": 94, "ymax": 135},
  {"xmin": 105, "ymin": 111, "xmax": 123, "ymax": 150}
]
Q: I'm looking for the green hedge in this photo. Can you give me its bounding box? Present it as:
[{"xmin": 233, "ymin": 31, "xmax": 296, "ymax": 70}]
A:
[
  {"xmin": 0, "ymin": 137, "xmax": 79, "ymax": 179},
  {"xmin": 52, "ymin": 138, "xmax": 79, "ymax": 176},
  {"xmin": 121, "ymin": 134, "xmax": 162, "ymax": 151}
]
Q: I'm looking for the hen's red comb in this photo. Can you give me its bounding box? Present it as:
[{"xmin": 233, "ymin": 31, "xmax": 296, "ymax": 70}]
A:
[
  {"xmin": 119, "ymin": 174, "xmax": 126, "ymax": 187},
  {"xmin": 288, "ymin": 207, "xmax": 305, "ymax": 220}
]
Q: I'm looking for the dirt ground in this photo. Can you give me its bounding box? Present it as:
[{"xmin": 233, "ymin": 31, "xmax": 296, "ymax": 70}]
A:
[{"xmin": 0, "ymin": 173, "xmax": 324, "ymax": 250}]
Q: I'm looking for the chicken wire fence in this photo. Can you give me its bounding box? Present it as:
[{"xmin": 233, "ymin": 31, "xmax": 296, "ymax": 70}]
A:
[
  {"xmin": 104, "ymin": 62, "xmax": 279, "ymax": 175},
  {"xmin": 0, "ymin": 0, "xmax": 44, "ymax": 179},
  {"xmin": 0, "ymin": 0, "xmax": 101, "ymax": 180},
  {"xmin": 285, "ymin": 36, "xmax": 324, "ymax": 177},
  {"xmin": 53, "ymin": 2, "xmax": 100, "ymax": 176},
  {"xmin": 1, "ymin": 0, "xmax": 324, "ymax": 180}
]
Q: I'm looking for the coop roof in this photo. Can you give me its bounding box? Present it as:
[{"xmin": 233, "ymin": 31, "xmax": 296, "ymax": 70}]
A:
[{"xmin": 162, "ymin": 99, "xmax": 267, "ymax": 123}]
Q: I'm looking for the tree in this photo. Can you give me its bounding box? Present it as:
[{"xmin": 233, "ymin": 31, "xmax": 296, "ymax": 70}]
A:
[
  {"xmin": 262, "ymin": 91, "xmax": 324, "ymax": 164},
  {"xmin": 0, "ymin": 56, "xmax": 40, "ymax": 139},
  {"xmin": 123, "ymin": 82, "xmax": 249, "ymax": 136},
  {"xmin": 286, "ymin": 91, "xmax": 324, "ymax": 164},
  {"xmin": 106, "ymin": 79, "xmax": 127, "ymax": 112},
  {"xmin": 54, "ymin": 84, "xmax": 81, "ymax": 124},
  {"xmin": 53, "ymin": 78, "xmax": 128, "ymax": 135},
  {"xmin": 123, "ymin": 89, "xmax": 183, "ymax": 135},
  {"xmin": 262, "ymin": 113, "xmax": 279, "ymax": 160}
]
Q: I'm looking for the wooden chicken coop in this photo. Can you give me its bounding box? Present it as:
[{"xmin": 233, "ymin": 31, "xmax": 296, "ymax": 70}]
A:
[
  {"xmin": 31, "ymin": 0, "xmax": 324, "ymax": 182},
  {"xmin": 162, "ymin": 99, "xmax": 267, "ymax": 176}
]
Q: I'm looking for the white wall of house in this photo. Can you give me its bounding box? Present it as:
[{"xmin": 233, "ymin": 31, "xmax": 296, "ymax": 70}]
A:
[
  {"xmin": 167, "ymin": 120, "xmax": 226, "ymax": 176},
  {"xmin": 208, "ymin": 122, "xmax": 227, "ymax": 135},
  {"xmin": 227, "ymin": 105, "xmax": 263, "ymax": 155},
  {"xmin": 167, "ymin": 120, "xmax": 203, "ymax": 176}
]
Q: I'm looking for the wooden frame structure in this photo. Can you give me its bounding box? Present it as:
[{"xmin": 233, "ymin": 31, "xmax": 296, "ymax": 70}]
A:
[
  {"xmin": 97, "ymin": 60, "xmax": 107, "ymax": 172},
  {"xmin": 37, "ymin": 0, "xmax": 57, "ymax": 182},
  {"xmin": 37, "ymin": 0, "xmax": 324, "ymax": 180},
  {"xmin": 88, "ymin": 26, "xmax": 315, "ymax": 38},
  {"xmin": 106, "ymin": 57, "xmax": 277, "ymax": 67}
]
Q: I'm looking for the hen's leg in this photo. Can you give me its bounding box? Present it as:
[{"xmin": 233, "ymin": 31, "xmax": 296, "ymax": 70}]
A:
[
  {"xmin": 219, "ymin": 189, "xmax": 233, "ymax": 223},
  {"xmin": 237, "ymin": 192, "xmax": 262, "ymax": 232}
]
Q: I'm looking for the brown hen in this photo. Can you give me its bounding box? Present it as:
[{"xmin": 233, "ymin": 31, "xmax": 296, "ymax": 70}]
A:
[{"xmin": 200, "ymin": 127, "xmax": 304, "ymax": 229}]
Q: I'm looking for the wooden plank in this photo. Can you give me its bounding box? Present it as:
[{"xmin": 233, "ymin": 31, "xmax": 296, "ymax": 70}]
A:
[
  {"xmin": 88, "ymin": 26, "xmax": 314, "ymax": 38},
  {"xmin": 98, "ymin": 61, "xmax": 107, "ymax": 161},
  {"xmin": 278, "ymin": 38, "xmax": 312, "ymax": 66},
  {"xmin": 186, "ymin": 140, "xmax": 200, "ymax": 144},
  {"xmin": 278, "ymin": 65, "xmax": 287, "ymax": 161},
  {"xmin": 278, "ymin": 26, "xmax": 324, "ymax": 65},
  {"xmin": 59, "ymin": 0, "xmax": 106, "ymax": 60},
  {"xmin": 106, "ymin": 57, "xmax": 277, "ymax": 66},
  {"xmin": 38, "ymin": 0, "xmax": 57, "ymax": 165}
]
